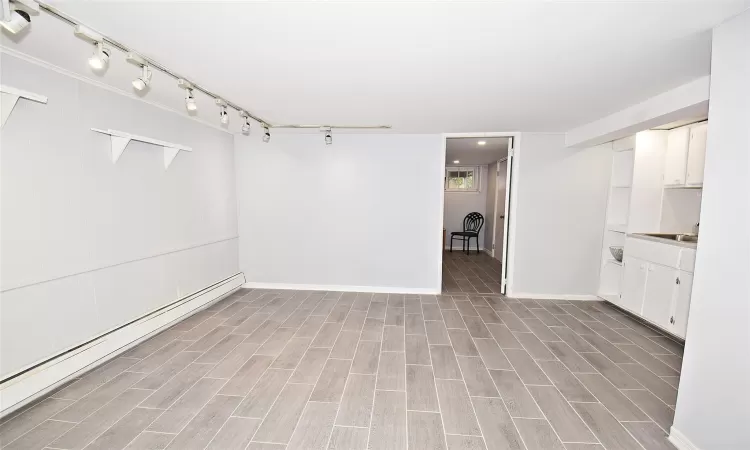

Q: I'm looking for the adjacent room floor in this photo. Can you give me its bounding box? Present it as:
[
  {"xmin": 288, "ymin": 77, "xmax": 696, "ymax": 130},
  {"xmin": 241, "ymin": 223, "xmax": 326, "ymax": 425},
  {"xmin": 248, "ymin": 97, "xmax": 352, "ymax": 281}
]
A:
[
  {"xmin": 443, "ymin": 250, "xmax": 503, "ymax": 294},
  {"xmin": 0, "ymin": 289, "xmax": 682, "ymax": 450}
]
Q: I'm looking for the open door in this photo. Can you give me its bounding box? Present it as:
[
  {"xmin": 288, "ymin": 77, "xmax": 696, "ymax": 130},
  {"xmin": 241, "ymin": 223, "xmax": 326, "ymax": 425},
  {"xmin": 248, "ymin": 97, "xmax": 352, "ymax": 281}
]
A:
[{"xmin": 500, "ymin": 137, "xmax": 514, "ymax": 294}]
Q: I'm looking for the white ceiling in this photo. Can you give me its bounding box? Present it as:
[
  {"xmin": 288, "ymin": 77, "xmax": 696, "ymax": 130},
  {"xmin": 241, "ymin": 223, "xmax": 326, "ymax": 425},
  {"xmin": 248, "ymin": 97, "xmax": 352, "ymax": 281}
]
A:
[
  {"xmin": 446, "ymin": 137, "xmax": 509, "ymax": 166},
  {"xmin": 6, "ymin": 1, "xmax": 748, "ymax": 133}
]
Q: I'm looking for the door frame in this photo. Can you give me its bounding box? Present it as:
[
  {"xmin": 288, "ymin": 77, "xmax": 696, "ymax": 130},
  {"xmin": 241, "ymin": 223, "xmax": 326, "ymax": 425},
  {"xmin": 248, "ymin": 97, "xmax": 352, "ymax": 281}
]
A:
[
  {"xmin": 438, "ymin": 132, "xmax": 521, "ymax": 294},
  {"xmin": 489, "ymin": 156, "xmax": 506, "ymax": 259}
]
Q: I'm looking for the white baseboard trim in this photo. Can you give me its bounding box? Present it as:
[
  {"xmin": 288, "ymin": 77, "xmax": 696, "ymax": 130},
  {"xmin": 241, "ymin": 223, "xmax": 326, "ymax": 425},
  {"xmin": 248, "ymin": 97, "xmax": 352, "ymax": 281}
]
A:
[
  {"xmin": 0, "ymin": 273, "xmax": 245, "ymax": 418},
  {"xmin": 669, "ymin": 427, "xmax": 701, "ymax": 450},
  {"xmin": 508, "ymin": 292, "xmax": 601, "ymax": 301},
  {"xmin": 243, "ymin": 282, "xmax": 440, "ymax": 295}
]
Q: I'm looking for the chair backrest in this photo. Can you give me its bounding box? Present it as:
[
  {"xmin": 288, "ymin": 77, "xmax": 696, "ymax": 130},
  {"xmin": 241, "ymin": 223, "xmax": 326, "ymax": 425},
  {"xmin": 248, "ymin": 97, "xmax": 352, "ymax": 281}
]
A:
[{"xmin": 463, "ymin": 212, "xmax": 484, "ymax": 233}]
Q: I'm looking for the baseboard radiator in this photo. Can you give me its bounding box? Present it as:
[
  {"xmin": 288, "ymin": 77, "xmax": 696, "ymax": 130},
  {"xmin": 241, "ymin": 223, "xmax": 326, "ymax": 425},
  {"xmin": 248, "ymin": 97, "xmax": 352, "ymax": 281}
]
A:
[{"xmin": 0, "ymin": 272, "xmax": 245, "ymax": 418}]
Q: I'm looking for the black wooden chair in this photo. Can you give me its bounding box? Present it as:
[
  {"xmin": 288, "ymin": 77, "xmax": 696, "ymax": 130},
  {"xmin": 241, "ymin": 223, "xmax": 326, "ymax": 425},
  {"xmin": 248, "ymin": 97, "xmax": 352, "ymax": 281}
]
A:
[{"xmin": 450, "ymin": 212, "xmax": 484, "ymax": 254}]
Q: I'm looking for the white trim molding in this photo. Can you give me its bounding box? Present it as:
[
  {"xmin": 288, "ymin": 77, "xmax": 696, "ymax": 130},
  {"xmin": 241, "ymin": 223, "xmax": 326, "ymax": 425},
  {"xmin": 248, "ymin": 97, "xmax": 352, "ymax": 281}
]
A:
[
  {"xmin": 0, "ymin": 273, "xmax": 244, "ymax": 418},
  {"xmin": 243, "ymin": 282, "xmax": 440, "ymax": 295},
  {"xmin": 669, "ymin": 427, "xmax": 702, "ymax": 450},
  {"xmin": 508, "ymin": 292, "xmax": 601, "ymax": 301}
]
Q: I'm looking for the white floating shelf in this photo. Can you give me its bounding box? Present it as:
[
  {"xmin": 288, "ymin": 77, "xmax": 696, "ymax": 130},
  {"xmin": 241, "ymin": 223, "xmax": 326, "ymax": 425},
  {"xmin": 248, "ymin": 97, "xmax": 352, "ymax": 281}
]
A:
[
  {"xmin": 0, "ymin": 85, "xmax": 48, "ymax": 128},
  {"xmin": 91, "ymin": 128, "xmax": 192, "ymax": 169}
]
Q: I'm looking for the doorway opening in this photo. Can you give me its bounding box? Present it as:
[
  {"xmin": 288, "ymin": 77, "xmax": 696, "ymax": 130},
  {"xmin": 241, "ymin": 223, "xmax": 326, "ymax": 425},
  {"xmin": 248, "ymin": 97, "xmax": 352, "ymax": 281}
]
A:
[{"xmin": 441, "ymin": 135, "xmax": 515, "ymax": 295}]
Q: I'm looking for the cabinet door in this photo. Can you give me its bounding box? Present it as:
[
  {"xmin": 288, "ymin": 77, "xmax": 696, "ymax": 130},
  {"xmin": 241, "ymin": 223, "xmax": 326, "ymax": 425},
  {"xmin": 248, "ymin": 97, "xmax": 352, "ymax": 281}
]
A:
[
  {"xmin": 664, "ymin": 127, "xmax": 689, "ymax": 186},
  {"xmin": 686, "ymin": 123, "xmax": 707, "ymax": 186},
  {"xmin": 621, "ymin": 257, "xmax": 647, "ymax": 314},
  {"xmin": 670, "ymin": 271, "xmax": 693, "ymax": 338},
  {"xmin": 641, "ymin": 263, "xmax": 678, "ymax": 329}
]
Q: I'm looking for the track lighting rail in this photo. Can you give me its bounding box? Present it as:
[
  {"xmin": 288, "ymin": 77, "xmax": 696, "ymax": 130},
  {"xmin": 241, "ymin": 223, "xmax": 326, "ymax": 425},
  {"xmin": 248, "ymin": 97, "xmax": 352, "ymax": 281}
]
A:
[{"xmin": 33, "ymin": 0, "xmax": 391, "ymax": 132}]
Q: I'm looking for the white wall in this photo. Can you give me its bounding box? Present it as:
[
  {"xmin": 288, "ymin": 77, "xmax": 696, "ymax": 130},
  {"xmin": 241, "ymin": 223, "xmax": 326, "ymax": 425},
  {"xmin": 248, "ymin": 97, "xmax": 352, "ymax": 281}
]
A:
[
  {"xmin": 444, "ymin": 165, "xmax": 488, "ymax": 250},
  {"xmin": 672, "ymin": 9, "xmax": 750, "ymax": 450},
  {"xmin": 507, "ymin": 133, "xmax": 611, "ymax": 297},
  {"xmin": 0, "ymin": 54, "xmax": 239, "ymax": 378},
  {"xmin": 235, "ymin": 133, "xmax": 443, "ymax": 293}
]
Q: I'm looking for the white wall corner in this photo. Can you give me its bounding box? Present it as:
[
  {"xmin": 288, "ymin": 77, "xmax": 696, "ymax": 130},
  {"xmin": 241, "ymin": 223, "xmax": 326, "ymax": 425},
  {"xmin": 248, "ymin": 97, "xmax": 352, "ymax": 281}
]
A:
[
  {"xmin": 669, "ymin": 427, "xmax": 702, "ymax": 450},
  {"xmin": 565, "ymin": 76, "xmax": 710, "ymax": 148}
]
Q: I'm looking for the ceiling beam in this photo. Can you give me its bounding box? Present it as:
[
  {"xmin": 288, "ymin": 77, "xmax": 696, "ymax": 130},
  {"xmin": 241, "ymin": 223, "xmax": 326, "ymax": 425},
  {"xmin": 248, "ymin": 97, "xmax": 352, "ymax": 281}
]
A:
[{"xmin": 565, "ymin": 76, "xmax": 710, "ymax": 148}]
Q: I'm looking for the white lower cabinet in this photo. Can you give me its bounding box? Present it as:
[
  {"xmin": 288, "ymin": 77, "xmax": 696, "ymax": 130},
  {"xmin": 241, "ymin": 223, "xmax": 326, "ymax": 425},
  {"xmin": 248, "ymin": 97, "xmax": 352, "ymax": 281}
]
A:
[
  {"xmin": 620, "ymin": 255, "xmax": 693, "ymax": 339},
  {"xmin": 671, "ymin": 271, "xmax": 693, "ymax": 337},
  {"xmin": 642, "ymin": 263, "xmax": 678, "ymax": 330},
  {"xmin": 621, "ymin": 256, "xmax": 647, "ymax": 314}
]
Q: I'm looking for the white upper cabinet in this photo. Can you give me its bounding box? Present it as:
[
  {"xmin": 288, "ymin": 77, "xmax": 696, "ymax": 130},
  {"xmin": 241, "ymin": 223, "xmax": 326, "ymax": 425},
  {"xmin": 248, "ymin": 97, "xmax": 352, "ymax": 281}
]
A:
[
  {"xmin": 686, "ymin": 122, "xmax": 708, "ymax": 186},
  {"xmin": 664, "ymin": 127, "xmax": 689, "ymax": 186},
  {"xmin": 663, "ymin": 122, "xmax": 707, "ymax": 188}
]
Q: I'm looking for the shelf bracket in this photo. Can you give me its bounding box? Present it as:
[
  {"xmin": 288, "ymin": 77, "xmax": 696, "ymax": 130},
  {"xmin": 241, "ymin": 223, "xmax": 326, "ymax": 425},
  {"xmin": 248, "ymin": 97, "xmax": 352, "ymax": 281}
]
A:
[
  {"xmin": 91, "ymin": 128, "xmax": 192, "ymax": 169},
  {"xmin": 0, "ymin": 85, "xmax": 48, "ymax": 128}
]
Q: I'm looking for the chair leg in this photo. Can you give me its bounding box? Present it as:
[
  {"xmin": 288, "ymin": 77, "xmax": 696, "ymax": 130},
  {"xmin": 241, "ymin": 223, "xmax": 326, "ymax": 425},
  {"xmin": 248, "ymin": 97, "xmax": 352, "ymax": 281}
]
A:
[
  {"xmin": 450, "ymin": 236, "xmax": 453, "ymax": 252},
  {"xmin": 475, "ymin": 236, "xmax": 480, "ymax": 254}
]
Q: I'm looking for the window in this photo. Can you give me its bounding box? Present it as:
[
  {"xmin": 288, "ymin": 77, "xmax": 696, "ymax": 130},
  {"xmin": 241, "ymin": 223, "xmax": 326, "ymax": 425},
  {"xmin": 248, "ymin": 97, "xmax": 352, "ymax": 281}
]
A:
[{"xmin": 445, "ymin": 166, "xmax": 480, "ymax": 192}]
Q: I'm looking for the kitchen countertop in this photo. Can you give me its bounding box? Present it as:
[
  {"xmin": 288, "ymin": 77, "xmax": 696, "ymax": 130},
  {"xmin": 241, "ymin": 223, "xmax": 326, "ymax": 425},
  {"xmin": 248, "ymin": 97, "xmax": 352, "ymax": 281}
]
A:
[{"xmin": 628, "ymin": 233, "xmax": 698, "ymax": 249}]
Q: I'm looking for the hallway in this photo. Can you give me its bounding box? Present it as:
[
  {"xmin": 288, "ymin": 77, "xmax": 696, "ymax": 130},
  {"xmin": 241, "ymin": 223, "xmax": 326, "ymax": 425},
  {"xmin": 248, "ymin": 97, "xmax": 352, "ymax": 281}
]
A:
[
  {"xmin": 0, "ymin": 289, "xmax": 681, "ymax": 450},
  {"xmin": 443, "ymin": 251, "xmax": 503, "ymax": 295}
]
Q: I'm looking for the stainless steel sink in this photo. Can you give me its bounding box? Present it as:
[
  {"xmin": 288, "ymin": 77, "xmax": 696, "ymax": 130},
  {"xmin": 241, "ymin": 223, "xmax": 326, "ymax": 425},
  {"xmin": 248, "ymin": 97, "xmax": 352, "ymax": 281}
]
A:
[{"xmin": 643, "ymin": 233, "xmax": 698, "ymax": 243}]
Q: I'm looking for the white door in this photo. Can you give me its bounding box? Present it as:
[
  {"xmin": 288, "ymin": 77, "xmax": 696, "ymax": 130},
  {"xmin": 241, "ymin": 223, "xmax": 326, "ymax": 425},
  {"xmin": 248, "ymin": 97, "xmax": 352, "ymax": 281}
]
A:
[
  {"xmin": 500, "ymin": 138, "xmax": 514, "ymax": 294},
  {"xmin": 493, "ymin": 160, "xmax": 507, "ymax": 262},
  {"xmin": 484, "ymin": 162, "xmax": 497, "ymax": 256},
  {"xmin": 670, "ymin": 271, "xmax": 693, "ymax": 338},
  {"xmin": 641, "ymin": 263, "xmax": 678, "ymax": 329},
  {"xmin": 621, "ymin": 256, "xmax": 647, "ymax": 314},
  {"xmin": 664, "ymin": 127, "xmax": 689, "ymax": 186},
  {"xmin": 686, "ymin": 123, "xmax": 708, "ymax": 186}
]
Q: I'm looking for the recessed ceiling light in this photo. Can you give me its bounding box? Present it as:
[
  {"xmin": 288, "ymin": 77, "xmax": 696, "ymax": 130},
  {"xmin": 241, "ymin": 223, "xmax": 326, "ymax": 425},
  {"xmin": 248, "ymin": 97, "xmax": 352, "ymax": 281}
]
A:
[
  {"xmin": 453, "ymin": 160, "xmax": 460, "ymax": 164},
  {"xmin": 477, "ymin": 141, "xmax": 486, "ymax": 146}
]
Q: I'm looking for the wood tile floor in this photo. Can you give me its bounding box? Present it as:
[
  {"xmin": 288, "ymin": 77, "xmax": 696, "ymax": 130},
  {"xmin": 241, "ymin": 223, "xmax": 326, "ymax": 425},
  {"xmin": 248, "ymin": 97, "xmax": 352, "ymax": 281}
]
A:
[
  {"xmin": 0, "ymin": 289, "xmax": 684, "ymax": 450},
  {"xmin": 443, "ymin": 251, "xmax": 503, "ymax": 295}
]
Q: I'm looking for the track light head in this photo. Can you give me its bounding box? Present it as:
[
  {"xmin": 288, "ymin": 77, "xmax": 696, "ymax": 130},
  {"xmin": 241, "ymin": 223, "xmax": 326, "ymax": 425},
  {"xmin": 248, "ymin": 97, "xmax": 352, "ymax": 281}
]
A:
[
  {"xmin": 0, "ymin": 9, "xmax": 30, "ymax": 34},
  {"xmin": 262, "ymin": 125, "xmax": 271, "ymax": 143},
  {"xmin": 321, "ymin": 126, "xmax": 332, "ymax": 145},
  {"xmin": 88, "ymin": 42, "xmax": 110, "ymax": 71},
  {"xmin": 126, "ymin": 53, "xmax": 151, "ymax": 91},
  {"xmin": 239, "ymin": 111, "xmax": 251, "ymax": 134},
  {"xmin": 178, "ymin": 79, "xmax": 197, "ymax": 112},
  {"xmin": 215, "ymin": 99, "xmax": 229, "ymax": 125},
  {"xmin": 1, "ymin": 0, "xmax": 38, "ymax": 34},
  {"xmin": 185, "ymin": 89, "xmax": 197, "ymax": 111},
  {"xmin": 132, "ymin": 65, "xmax": 152, "ymax": 91}
]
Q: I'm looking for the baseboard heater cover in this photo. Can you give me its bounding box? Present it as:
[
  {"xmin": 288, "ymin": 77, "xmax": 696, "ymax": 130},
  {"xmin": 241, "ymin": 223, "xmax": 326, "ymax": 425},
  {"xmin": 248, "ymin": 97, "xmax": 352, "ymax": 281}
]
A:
[{"xmin": 0, "ymin": 272, "xmax": 245, "ymax": 418}]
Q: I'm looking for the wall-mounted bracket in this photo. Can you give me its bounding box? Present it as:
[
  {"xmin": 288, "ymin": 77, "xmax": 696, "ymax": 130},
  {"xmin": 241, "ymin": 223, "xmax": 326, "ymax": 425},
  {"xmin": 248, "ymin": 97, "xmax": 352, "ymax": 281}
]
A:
[
  {"xmin": 91, "ymin": 128, "xmax": 192, "ymax": 169},
  {"xmin": 0, "ymin": 85, "xmax": 48, "ymax": 128}
]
